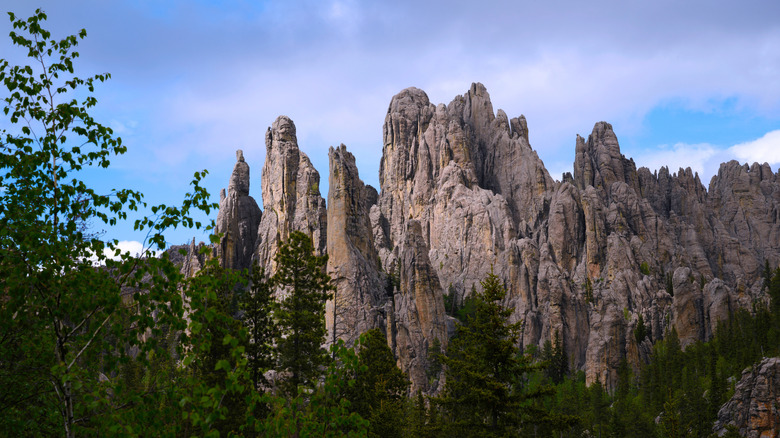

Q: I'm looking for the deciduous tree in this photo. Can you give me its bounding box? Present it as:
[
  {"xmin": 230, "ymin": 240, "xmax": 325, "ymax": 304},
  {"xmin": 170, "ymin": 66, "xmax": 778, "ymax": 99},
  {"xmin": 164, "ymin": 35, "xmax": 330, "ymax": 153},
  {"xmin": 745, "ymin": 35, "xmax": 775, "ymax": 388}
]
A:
[{"xmin": 0, "ymin": 10, "xmax": 215, "ymax": 436}]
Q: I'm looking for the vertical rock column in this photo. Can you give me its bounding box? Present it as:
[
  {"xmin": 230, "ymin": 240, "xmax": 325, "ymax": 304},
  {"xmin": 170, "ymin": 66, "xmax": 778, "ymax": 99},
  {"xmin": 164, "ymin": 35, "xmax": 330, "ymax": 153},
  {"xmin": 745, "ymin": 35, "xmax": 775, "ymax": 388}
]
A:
[
  {"xmin": 254, "ymin": 116, "xmax": 327, "ymax": 273},
  {"xmin": 325, "ymin": 144, "xmax": 386, "ymax": 347},
  {"xmin": 393, "ymin": 220, "xmax": 448, "ymax": 393},
  {"xmin": 215, "ymin": 149, "xmax": 261, "ymax": 272}
]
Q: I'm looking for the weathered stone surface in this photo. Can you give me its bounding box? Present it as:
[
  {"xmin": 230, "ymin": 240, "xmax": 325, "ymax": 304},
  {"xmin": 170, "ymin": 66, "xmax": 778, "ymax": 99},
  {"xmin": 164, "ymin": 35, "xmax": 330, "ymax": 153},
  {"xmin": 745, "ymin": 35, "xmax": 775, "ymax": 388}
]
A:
[
  {"xmin": 573, "ymin": 122, "xmax": 640, "ymax": 195},
  {"xmin": 215, "ymin": 150, "xmax": 261, "ymax": 272},
  {"xmin": 325, "ymin": 144, "xmax": 386, "ymax": 348},
  {"xmin": 371, "ymin": 84, "xmax": 780, "ymax": 389},
  {"xmin": 671, "ymin": 267, "xmax": 704, "ymax": 348},
  {"xmin": 391, "ymin": 220, "xmax": 448, "ymax": 393},
  {"xmin": 713, "ymin": 357, "xmax": 780, "ymax": 437},
  {"xmin": 254, "ymin": 116, "xmax": 327, "ymax": 273},
  {"xmin": 192, "ymin": 84, "xmax": 780, "ymax": 393}
]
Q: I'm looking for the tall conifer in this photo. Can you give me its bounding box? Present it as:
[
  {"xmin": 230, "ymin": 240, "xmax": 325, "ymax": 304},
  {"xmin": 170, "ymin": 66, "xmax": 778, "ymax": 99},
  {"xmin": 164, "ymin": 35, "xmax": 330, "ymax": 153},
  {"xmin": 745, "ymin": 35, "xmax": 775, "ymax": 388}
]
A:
[
  {"xmin": 438, "ymin": 270, "xmax": 542, "ymax": 436},
  {"xmin": 271, "ymin": 231, "xmax": 334, "ymax": 396}
]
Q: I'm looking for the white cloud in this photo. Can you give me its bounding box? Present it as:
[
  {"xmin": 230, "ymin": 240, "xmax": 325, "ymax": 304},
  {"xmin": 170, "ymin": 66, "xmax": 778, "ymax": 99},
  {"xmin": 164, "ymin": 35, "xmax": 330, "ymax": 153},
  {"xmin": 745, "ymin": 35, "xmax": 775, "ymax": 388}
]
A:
[
  {"xmin": 728, "ymin": 130, "xmax": 780, "ymax": 165},
  {"xmin": 633, "ymin": 142, "xmax": 722, "ymax": 181},
  {"xmin": 88, "ymin": 240, "xmax": 160, "ymax": 265},
  {"xmin": 105, "ymin": 240, "xmax": 148, "ymax": 260}
]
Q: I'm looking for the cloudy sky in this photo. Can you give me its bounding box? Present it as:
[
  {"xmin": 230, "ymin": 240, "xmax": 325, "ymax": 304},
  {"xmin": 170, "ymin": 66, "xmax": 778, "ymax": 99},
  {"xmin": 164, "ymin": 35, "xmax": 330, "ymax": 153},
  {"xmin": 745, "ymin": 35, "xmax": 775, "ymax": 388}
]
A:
[{"xmin": 3, "ymin": 0, "xmax": 780, "ymax": 249}]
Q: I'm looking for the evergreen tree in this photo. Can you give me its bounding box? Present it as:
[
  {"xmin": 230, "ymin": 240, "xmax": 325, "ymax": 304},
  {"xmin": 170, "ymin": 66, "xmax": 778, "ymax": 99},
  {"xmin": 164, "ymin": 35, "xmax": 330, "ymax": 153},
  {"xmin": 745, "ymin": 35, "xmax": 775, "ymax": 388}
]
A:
[
  {"xmin": 437, "ymin": 271, "xmax": 540, "ymax": 437},
  {"xmin": 409, "ymin": 390, "xmax": 442, "ymax": 438},
  {"xmin": 588, "ymin": 377, "xmax": 607, "ymax": 438},
  {"xmin": 271, "ymin": 231, "xmax": 334, "ymax": 396},
  {"xmin": 346, "ymin": 329, "xmax": 409, "ymax": 438},
  {"xmin": 256, "ymin": 341, "xmax": 368, "ymax": 437},
  {"xmin": 543, "ymin": 330, "xmax": 569, "ymax": 384},
  {"xmin": 242, "ymin": 263, "xmax": 278, "ymax": 391},
  {"xmin": 634, "ymin": 314, "xmax": 648, "ymax": 344}
]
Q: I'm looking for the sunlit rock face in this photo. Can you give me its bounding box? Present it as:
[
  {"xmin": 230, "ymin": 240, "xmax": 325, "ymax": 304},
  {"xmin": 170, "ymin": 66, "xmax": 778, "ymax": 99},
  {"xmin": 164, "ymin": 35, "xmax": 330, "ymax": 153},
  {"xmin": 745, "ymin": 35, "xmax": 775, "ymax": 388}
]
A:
[
  {"xmin": 253, "ymin": 115, "xmax": 327, "ymax": 274},
  {"xmin": 199, "ymin": 84, "xmax": 780, "ymax": 392},
  {"xmin": 713, "ymin": 357, "xmax": 780, "ymax": 438},
  {"xmin": 325, "ymin": 144, "xmax": 385, "ymax": 350}
]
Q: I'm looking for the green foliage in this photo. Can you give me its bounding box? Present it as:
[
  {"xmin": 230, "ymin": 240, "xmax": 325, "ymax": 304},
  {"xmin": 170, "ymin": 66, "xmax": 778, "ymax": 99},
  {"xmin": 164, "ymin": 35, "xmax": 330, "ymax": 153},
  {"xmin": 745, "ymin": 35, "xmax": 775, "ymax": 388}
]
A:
[
  {"xmin": 344, "ymin": 329, "xmax": 409, "ymax": 438},
  {"xmin": 0, "ymin": 10, "xmax": 215, "ymax": 437},
  {"xmin": 443, "ymin": 283, "xmax": 458, "ymax": 316},
  {"xmin": 271, "ymin": 230, "xmax": 334, "ymax": 396},
  {"xmin": 634, "ymin": 314, "xmax": 648, "ymax": 344},
  {"xmin": 181, "ymin": 259, "xmax": 250, "ymax": 434},
  {"xmin": 542, "ymin": 330, "xmax": 569, "ymax": 384},
  {"xmin": 242, "ymin": 263, "xmax": 278, "ymax": 391},
  {"xmin": 255, "ymin": 341, "xmax": 369, "ymax": 437},
  {"xmin": 639, "ymin": 261, "xmax": 650, "ymax": 276},
  {"xmin": 666, "ymin": 271, "xmax": 674, "ymax": 296},
  {"xmin": 426, "ymin": 337, "xmax": 443, "ymax": 384},
  {"xmin": 583, "ymin": 276, "xmax": 594, "ymax": 303},
  {"xmin": 455, "ymin": 286, "xmax": 479, "ymax": 322},
  {"xmin": 437, "ymin": 271, "xmax": 547, "ymax": 437}
]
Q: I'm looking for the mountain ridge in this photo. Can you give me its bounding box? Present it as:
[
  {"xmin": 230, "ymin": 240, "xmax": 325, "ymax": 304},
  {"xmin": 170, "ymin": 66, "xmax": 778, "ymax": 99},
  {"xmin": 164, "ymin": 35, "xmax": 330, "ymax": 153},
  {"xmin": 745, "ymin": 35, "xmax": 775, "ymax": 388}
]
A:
[{"xmin": 203, "ymin": 83, "xmax": 779, "ymax": 393}]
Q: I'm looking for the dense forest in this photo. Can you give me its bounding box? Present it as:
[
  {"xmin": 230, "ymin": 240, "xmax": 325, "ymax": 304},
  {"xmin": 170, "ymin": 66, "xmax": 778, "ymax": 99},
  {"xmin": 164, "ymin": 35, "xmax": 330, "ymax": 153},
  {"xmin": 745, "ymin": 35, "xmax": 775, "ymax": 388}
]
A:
[{"xmin": 2, "ymin": 10, "xmax": 779, "ymax": 437}]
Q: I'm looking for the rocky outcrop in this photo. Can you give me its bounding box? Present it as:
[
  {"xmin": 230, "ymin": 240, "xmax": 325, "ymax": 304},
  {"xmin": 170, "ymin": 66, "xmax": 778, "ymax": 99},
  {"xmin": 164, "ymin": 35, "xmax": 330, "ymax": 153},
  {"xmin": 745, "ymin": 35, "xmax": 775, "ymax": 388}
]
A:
[
  {"xmin": 254, "ymin": 116, "xmax": 327, "ymax": 273},
  {"xmin": 325, "ymin": 145, "xmax": 385, "ymax": 347},
  {"xmin": 392, "ymin": 220, "xmax": 448, "ymax": 393},
  {"xmin": 195, "ymin": 83, "xmax": 780, "ymax": 392},
  {"xmin": 215, "ymin": 150, "xmax": 261, "ymax": 272},
  {"xmin": 372, "ymin": 85, "xmax": 779, "ymax": 389},
  {"xmin": 713, "ymin": 357, "xmax": 780, "ymax": 437},
  {"xmin": 574, "ymin": 122, "xmax": 640, "ymax": 195}
]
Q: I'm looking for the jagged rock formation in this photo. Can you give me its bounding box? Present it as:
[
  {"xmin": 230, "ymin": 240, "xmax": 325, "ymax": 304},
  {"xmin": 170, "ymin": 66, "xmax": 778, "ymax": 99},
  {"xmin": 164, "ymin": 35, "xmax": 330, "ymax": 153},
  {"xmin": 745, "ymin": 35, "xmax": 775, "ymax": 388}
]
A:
[
  {"xmin": 392, "ymin": 219, "xmax": 449, "ymax": 392},
  {"xmin": 197, "ymin": 83, "xmax": 780, "ymax": 392},
  {"xmin": 713, "ymin": 357, "xmax": 780, "ymax": 437},
  {"xmin": 325, "ymin": 145, "xmax": 386, "ymax": 348},
  {"xmin": 371, "ymin": 85, "xmax": 779, "ymax": 389},
  {"xmin": 215, "ymin": 150, "xmax": 261, "ymax": 271},
  {"xmin": 254, "ymin": 116, "xmax": 327, "ymax": 273}
]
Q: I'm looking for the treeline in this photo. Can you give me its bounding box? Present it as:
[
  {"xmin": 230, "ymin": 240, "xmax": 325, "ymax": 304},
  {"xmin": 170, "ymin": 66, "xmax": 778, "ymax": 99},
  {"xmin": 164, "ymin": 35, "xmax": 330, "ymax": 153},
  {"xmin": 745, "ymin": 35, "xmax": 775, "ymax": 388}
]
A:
[
  {"xmin": 530, "ymin": 266, "xmax": 780, "ymax": 438},
  {"xmin": 4, "ymin": 9, "xmax": 780, "ymax": 437}
]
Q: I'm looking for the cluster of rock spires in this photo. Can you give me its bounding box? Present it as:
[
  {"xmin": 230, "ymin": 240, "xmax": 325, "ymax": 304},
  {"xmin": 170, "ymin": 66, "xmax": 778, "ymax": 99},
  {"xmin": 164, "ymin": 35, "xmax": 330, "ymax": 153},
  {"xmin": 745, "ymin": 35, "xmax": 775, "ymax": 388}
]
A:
[{"xmin": 190, "ymin": 83, "xmax": 780, "ymax": 414}]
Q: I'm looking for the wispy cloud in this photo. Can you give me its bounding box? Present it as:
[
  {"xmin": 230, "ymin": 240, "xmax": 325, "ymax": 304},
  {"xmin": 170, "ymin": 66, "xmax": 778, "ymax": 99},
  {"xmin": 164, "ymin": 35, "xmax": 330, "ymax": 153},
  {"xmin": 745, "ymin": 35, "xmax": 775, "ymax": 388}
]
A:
[
  {"xmin": 728, "ymin": 130, "xmax": 780, "ymax": 166},
  {"xmin": 633, "ymin": 142, "xmax": 723, "ymax": 182},
  {"xmin": 3, "ymin": 0, "xmax": 779, "ymax": 243}
]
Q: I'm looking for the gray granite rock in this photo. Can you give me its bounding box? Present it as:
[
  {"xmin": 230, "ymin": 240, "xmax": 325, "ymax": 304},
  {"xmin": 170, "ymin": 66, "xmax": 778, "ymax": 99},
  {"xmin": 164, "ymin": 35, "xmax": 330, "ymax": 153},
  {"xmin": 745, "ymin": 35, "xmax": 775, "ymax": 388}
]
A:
[
  {"xmin": 254, "ymin": 116, "xmax": 327, "ymax": 274},
  {"xmin": 192, "ymin": 84, "xmax": 780, "ymax": 392},
  {"xmin": 214, "ymin": 150, "xmax": 261, "ymax": 271},
  {"xmin": 713, "ymin": 357, "xmax": 780, "ymax": 437},
  {"xmin": 325, "ymin": 144, "xmax": 386, "ymax": 348}
]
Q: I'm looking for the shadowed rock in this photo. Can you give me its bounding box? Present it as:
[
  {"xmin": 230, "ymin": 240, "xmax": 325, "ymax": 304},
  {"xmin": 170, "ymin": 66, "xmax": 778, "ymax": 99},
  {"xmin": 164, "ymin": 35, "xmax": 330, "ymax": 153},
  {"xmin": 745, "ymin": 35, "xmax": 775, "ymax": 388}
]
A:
[{"xmin": 215, "ymin": 149, "xmax": 261, "ymax": 271}]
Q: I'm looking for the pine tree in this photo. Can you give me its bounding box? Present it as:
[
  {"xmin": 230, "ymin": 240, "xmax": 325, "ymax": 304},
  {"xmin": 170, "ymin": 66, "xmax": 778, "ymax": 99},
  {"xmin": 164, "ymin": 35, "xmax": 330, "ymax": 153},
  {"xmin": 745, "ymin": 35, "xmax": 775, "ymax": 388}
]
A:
[
  {"xmin": 437, "ymin": 270, "xmax": 540, "ymax": 437},
  {"xmin": 242, "ymin": 263, "xmax": 278, "ymax": 391},
  {"xmin": 346, "ymin": 328, "xmax": 409, "ymax": 438},
  {"xmin": 543, "ymin": 330, "xmax": 569, "ymax": 384},
  {"xmin": 271, "ymin": 231, "xmax": 334, "ymax": 396}
]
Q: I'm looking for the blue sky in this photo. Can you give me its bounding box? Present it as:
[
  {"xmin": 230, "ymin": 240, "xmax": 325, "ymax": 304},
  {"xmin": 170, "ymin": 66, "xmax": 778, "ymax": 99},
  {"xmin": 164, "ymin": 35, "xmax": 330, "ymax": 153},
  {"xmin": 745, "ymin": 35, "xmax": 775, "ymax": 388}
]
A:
[{"xmin": 3, "ymin": 0, "xmax": 780, "ymax": 252}]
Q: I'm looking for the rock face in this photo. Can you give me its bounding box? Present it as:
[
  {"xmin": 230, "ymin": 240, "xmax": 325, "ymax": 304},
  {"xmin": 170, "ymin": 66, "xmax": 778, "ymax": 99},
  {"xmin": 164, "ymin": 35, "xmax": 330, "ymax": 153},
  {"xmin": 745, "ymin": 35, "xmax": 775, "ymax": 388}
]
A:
[
  {"xmin": 325, "ymin": 145, "xmax": 385, "ymax": 348},
  {"xmin": 254, "ymin": 116, "xmax": 327, "ymax": 273},
  {"xmin": 391, "ymin": 220, "xmax": 449, "ymax": 392},
  {"xmin": 215, "ymin": 150, "xmax": 262, "ymax": 272},
  {"xmin": 197, "ymin": 84, "xmax": 780, "ymax": 392},
  {"xmin": 713, "ymin": 357, "xmax": 780, "ymax": 437}
]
